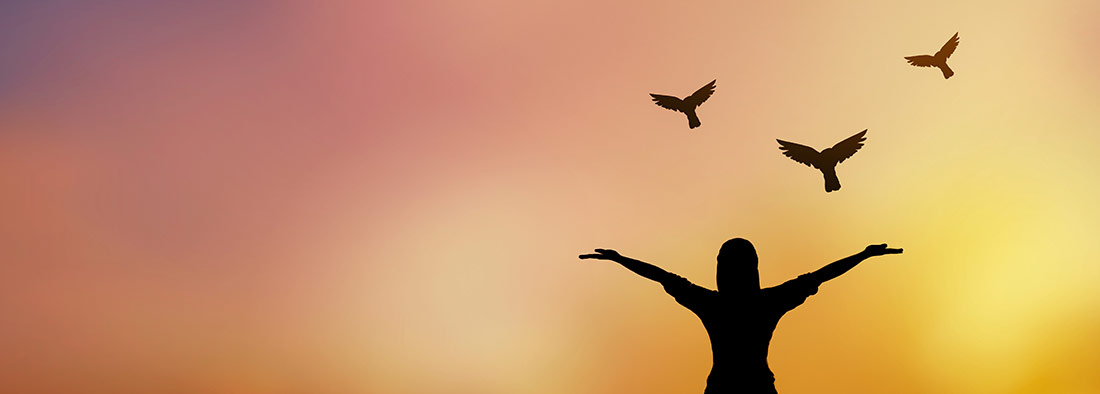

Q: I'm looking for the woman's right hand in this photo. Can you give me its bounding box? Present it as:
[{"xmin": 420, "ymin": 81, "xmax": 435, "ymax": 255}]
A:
[{"xmin": 862, "ymin": 244, "xmax": 903, "ymax": 257}]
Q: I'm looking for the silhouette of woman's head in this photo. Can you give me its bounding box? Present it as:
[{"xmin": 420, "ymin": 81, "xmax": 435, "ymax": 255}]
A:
[{"xmin": 716, "ymin": 238, "xmax": 761, "ymax": 294}]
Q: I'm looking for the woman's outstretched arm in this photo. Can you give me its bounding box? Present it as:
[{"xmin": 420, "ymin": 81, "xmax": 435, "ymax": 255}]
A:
[
  {"xmin": 579, "ymin": 249, "xmax": 678, "ymax": 284},
  {"xmin": 805, "ymin": 244, "xmax": 903, "ymax": 284}
]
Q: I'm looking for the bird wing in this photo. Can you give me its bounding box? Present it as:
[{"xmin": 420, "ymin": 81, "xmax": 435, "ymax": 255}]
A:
[
  {"xmin": 682, "ymin": 79, "xmax": 716, "ymax": 107},
  {"xmin": 777, "ymin": 139, "xmax": 820, "ymax": 167},
  {"xmin": 905, "ymin": 55, "xmax": 936, "ymax": 67},
  {"xmin": 823, "ymin": 129, "xmax": 867, "ymax": 164},
  {"xmin": 650, "ymin": 94, "xmax": 685, "ymax": 112},
  {"xmin": 935, "ymin": 33, "xmax": 959, "ymax": 59}
]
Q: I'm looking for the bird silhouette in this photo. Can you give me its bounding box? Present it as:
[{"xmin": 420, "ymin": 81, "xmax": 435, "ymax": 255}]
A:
[
  {"xmin": 650, "ymin": 80, "xmax": 716, "ymax": 129},
  {"xmin": 777, "ymin": 130, "xmax": 867, "ymax": 192},
  {"xmin": 905, "ymin": 33, "xmax": 960, "ymax": 79}
]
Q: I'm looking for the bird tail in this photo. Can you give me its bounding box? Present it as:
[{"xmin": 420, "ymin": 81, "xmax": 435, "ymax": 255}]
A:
[
  {"xmin": 823, "ymin": 167, "xmax": 841, "ymax": 192},
  {"xmin": 939, "ymin": 63, "xmax": 954, "ymax": 79},
  {"xmin": 686, "ymin": 109, "xmax": 701, "ymax": 129}
]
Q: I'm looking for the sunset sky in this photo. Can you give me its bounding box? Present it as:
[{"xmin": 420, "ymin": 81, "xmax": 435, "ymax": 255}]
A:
[{"xmin": 2, "ymin": 1, "xmax": 1099, "ymax": 393}]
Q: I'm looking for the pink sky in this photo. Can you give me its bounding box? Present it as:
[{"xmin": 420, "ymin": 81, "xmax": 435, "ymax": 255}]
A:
[{"xmin": 2, "ymin": 1, "xmax": 1100, "ymax": 393}]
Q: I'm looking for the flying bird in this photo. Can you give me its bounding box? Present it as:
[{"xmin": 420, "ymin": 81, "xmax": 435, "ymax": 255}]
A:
[
  {"xmin": 905, "ymin": 33, "xmax": 960, "ymax": 79},
  {"xmin": 650, "ymin": 80, "xmax": 716, "ymax": 129},
  {"xmin": 777, "ymin": 130, "xmax": 867, "ymax": 192}
]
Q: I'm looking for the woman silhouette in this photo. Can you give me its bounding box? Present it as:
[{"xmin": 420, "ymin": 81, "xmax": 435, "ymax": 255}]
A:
[{"xmin": 580, "ymin": 238, "xmax": 902, "ymax": 394}]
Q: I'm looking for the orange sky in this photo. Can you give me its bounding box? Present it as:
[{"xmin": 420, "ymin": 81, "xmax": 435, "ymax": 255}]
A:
[{"xmin": 2, "ymin": 1, "xmax": 1099, "ymax": 393}]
